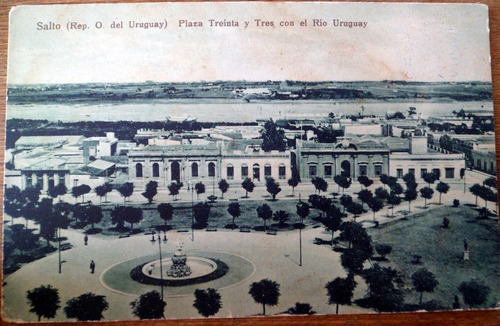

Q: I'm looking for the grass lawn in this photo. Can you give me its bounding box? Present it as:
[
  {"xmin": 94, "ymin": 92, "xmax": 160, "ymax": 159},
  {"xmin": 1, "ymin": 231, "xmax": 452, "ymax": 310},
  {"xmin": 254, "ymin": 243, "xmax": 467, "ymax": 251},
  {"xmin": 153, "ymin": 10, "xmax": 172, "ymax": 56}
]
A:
[{"xmin": 368, "ymin": 204, "xmax": 499, "ymax": 310}]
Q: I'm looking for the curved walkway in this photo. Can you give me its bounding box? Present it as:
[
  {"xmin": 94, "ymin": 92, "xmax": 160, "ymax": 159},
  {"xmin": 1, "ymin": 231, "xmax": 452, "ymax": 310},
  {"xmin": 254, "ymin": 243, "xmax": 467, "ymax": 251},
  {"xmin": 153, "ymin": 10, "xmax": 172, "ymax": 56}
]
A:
[{"xmin": 2, "ymin": 225, "xmax": 371, "ymax": 321}]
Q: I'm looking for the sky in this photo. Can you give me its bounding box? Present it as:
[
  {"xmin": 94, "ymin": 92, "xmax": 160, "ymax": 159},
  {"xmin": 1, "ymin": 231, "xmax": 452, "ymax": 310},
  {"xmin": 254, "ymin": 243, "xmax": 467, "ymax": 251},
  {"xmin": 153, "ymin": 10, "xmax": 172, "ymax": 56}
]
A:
[{"xmin": 7, "ymin": 2, "xmax": 493, "ymax": 84}]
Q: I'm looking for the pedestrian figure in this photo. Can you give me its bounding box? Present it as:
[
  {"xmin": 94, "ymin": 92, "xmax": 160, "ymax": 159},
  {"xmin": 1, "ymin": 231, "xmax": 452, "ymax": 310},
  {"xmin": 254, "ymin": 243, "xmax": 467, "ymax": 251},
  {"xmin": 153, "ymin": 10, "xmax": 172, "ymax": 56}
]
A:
[
  {"xmin": 90, "ymin": 260, "xmax": 96, "ymax": 274},
  {"xmin": 452, "ymin": 295, "xmax": 460, "ymax": 309},
  {"xmin": 84, "ymin": 234, "xmax": 88, "ymax": 246}
]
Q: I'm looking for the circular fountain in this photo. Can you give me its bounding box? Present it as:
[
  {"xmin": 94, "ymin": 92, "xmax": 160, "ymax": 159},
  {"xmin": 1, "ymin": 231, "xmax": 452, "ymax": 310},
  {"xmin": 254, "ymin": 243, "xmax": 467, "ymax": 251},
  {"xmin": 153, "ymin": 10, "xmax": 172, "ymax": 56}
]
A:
[{"xmin": 133, "ymin": 242, "xmax": 226, "ymax": 286}]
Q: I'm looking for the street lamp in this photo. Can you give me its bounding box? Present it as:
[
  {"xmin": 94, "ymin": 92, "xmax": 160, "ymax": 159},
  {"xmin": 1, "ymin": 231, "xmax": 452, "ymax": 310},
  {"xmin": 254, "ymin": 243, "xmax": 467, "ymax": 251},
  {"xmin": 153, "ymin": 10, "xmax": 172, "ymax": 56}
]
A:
[
  {"xmin": 189, "ymin": 181, "xmax": 194, "ymax": 242},
  {"xmin": 148, "ymin": 232, "xmax": 166, "ymax": 301}
]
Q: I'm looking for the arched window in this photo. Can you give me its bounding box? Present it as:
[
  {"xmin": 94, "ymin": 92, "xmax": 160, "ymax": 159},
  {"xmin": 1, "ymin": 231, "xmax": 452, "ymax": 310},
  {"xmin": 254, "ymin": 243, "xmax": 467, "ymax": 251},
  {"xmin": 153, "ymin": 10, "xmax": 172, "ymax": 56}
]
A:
[
  {"xmin": 208, "ymin": 162, "xmax": 216, "ymax": 177},
  {"xmin": 191, "ymin": 162, "xmax": 199, "ymax": 177},
  {"xmin": 136, "ymin": 163, "xmax": 143, "ymax": 178},
  {"xmin": 152, "ymin": 163, "xmax": 160, "ymax": 178},
  {"xmin": 253, "ymin": 164, "xmax": 260, "ymax": 181}
]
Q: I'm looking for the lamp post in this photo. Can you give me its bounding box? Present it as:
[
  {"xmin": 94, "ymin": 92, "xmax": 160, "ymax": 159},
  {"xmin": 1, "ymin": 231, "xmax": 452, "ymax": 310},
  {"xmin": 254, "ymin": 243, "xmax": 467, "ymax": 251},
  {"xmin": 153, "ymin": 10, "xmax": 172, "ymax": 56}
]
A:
[
  {"xmin": 58, "ymin": 227, "xmax": 62, "ymax": 274},
  {"xmin": 157, "ymin": 234, "xmax": 165, "ymax": 301},
  {"xmin": 299, "ymin": 225, "xmax": 302, "ymax": 267},
  {"xmin": 191, "ymin": 182, "xmax": 194, "ymax": 242}
]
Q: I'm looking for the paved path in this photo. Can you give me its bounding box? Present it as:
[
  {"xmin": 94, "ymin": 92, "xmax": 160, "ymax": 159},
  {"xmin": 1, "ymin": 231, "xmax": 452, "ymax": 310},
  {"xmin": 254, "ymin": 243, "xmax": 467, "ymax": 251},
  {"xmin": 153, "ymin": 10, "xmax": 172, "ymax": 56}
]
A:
[
  {"xmin": 3, "ymin": 170, "xmax": 493, "ymax": 321},
  {"xmin": 3, "ymin": 223, "xmax": 372, "ymax": 321}
]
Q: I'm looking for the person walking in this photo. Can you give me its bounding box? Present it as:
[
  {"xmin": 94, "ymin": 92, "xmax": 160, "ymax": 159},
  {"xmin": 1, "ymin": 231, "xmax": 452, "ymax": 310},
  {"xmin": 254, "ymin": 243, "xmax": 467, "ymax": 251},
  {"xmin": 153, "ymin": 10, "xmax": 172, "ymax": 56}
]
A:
[{"xmin": 90, "ymin": 260, "xmax": 96, "ymax": 274}]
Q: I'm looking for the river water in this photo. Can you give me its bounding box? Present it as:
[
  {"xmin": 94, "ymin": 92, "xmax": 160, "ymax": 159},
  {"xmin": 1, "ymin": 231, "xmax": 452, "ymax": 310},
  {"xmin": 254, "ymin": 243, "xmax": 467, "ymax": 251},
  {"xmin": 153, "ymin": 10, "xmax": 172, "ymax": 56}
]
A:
[{"xmin": 6, "ymin": 99, "xmax": 493, "ymax": 123}]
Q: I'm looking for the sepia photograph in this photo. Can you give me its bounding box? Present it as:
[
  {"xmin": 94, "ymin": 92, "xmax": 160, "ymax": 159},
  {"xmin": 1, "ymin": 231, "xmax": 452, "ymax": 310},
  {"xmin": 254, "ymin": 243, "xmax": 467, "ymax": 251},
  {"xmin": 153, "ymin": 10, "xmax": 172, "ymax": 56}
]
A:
[{"xmin": 1, "ymin": 1, "xmax": 498, "ymax": 323}]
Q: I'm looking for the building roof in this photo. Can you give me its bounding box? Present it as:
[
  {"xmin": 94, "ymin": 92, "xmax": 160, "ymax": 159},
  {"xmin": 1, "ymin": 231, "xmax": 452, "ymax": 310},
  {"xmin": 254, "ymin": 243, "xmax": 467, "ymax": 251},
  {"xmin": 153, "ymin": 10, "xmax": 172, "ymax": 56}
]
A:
[
  {"xmin": 73, "ymin": 159, "xmax": 115, "ymax": 176},
  {"xmin": 15, "ymin": 135, "xmax": 84, "ymax": 148}
]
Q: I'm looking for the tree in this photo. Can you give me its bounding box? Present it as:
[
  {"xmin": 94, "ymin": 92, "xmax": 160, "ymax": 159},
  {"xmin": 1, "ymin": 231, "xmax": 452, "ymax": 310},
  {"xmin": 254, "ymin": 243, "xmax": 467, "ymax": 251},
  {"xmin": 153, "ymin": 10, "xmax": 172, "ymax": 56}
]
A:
[
  {"xmin": 420, "ymin": 187, "xmax": 434, "ymax": 208},
  {"xmin": 408, "ymin": 106, "xmax": 417, "ymax": 116},
  {"xmin": 375, "ymin": 187, "xmax": 389, "ymax": 201},
  {"xmin": 341, "ymin": 248, "xmax": 369, "ymax": 276},
  {"xmin": 193, "ymin": 202, "xmax": 211, "ymax": 228},
  {"xmin": 375, "ymin": 244, "xmax": 392, "ymax": 260},
  {"xmin": 296, "ymin": 202, "xmax": 310, "ymax": 224},
  {"xmin": 87, "ymin": 205, "xmax": 103, "ymax": 230},
  {"xmin": 265, "ymin": 177, "xmax": 281, "ymax": 200},
  {"xmin": 357, "ymin": 175, "xmax": 374, "ymax": 189},
  {"xmin": 411, "ymin": 268, "xmax": 439, "ymax": 305},
  {"xmin": 94, "ymin": 185, "xmax": 108, "ymax": 204},
  {"xmin": 195, "ymin": 182, "xmax": 205, "ymax": 200},
  {"xmin": 390, "ymin": 183, "xmax": 404, "ymax": 196},
  {"xmin": 334, "ymin": 174, "xmax": 351, "ymax": 193},
  {"xmin": 218, "ymin": 179, "xmax": 229, "ymax": 199},
  {"xmin": 248, "ymin": 279, "xmax": 281, "ymax": 316},
  {"xmin": 118, "ymin": 182, "xmax": 134, "ymax": 203},
  {"xmin": 311, "ymin": 177, "xmax": 328, "ymax": 194},
  {"xmin": 257, "ymin": 204, "xmax": 272, "ymax": 231},
  {"xmin": 368, "ymin": 197, "xmax": 384, "ymax": 221},
  {"xmin": 102, "ymin": 183, "xmax": 113, "ymax": 202},
  {"xmin": 48, "ymin": 183, "xmax": 67, "ymax": 201},
  {"xmin": 380, "ymin": 174, "xmax": 390, "ymax": 189},
  {"xmin": 71, "ymin": 184, "xmax": 91, "ymax": 203},
  {"xmin": 241, "ymin": 178, "xmax": 255, "ymax": 198},
  {"xmin": 422, "ymin": 172, "xmax": 437, "ymax": 187},
  {"xmin": 435, "ymin": 181, "xmax": 450, "ymax": 205},
  {"xmin": 260, "ymin": 119, "xmax": 286, "ymax": 152},
  {"xmin": 404, "ymin": 188, "xmax": 418, "ymax": 212},
  {"xmin": 322, "ymin": 206, "xmax": 342, "ymax": 243},
  {"xmin": 403, "ymin": 172, "xmax": 416, "ymax": 187},
  {"xmin": 124, "ymin": 206, "xmax": 143, "ymax": 231},
  {"xmin": 26, "ymin": 285, "xmax": 61, "ymax": 321},
  {"xmin": 469, "ymin": 183, "xmax": 482, "ymax": 206},
  {"xmin": 339, "ymin": 194, "xmax": 353, "ymax": 214},
  {"xmin": 339, "ymin": 221, "xmax": 372, "ymax": 255},
  {"xmin": 325, "ymin": 277, "xmax": 356, "ymax": 315},
  {"xmin": 227, "ymin": 202, "xmax": 241, "ymax": 229},
  {"xmin": 130, "ymin": 290, "xmax": 166, "ymax": 320},
  {"xmin": 358, "ymin": 189, "xmax": 373, "ymax": 209},
  {"xmin": 142, "ymin": 181, "xmax": 158, "ymax": 204},
  {"xmin": 167, "ymin": 182, "xmax": 183, "ymax": 201},
  {"xmin": 387, "ymin": 193, "xmax": 401, "ymax": 217},
  {"xmin": 64, "ymin": 292, "xmax": 109, "ymax": 321},
  {"xmin": 483, "ymin": 177, "xmax": 497, "ymax": 189},
  {"xmin": 273, "ymin": 210, "xmax": 289, "ymax": 228},
  {"xmin": 347, "ymin": 202, "xmax": 363, "ymax": 219},
  {"xmin": 22, "ymin": 187, "xmax": 41, "ymax": 204},
  {"xmin": 288, "ymin": 176, "xmax": 299, "ymax": 196},
  {"xmin": 287, "ymin": 302, "xmax": 316, "ymax": 315},
  {"xmin": 361, "ymin": 264, "xmax": 405, "ymax": 312},
  {"xmin": 157, "ymin": 203, "xmax": 174, "ymax": 231},
  {"xmin": 458, "ymin": 279, "xmax": 490, "ymax": 309},
  {"xmin": 317, "ymin": 196, "xmax": 332, "ymax": 218},
  {"xmin": 193, "ymin": 288, "xmax": 222, "ymax": 317}
]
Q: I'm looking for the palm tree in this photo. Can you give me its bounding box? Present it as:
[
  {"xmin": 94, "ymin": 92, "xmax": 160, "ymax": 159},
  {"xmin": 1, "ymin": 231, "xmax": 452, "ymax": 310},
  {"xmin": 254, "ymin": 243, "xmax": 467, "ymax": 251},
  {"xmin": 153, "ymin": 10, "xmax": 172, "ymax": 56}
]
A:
[{"xmin": 249, "ymin": 279, "xmax": 280, "ymax": 316}]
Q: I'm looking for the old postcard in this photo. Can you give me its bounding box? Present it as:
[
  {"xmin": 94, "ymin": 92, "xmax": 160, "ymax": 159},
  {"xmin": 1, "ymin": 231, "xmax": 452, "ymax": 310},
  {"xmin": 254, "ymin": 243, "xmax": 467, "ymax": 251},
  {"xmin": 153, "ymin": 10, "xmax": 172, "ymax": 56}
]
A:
[{"xmin": 2, "ymin": 1, "xmax": 498, "ymax": 322}]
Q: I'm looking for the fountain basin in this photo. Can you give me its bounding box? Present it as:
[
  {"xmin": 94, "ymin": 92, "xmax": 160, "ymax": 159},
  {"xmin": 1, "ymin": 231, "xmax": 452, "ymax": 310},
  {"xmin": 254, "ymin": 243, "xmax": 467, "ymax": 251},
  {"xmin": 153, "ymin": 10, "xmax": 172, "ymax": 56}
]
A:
[
  {"xmin": 131, "ymin": 256, "xmax": 228, "ymax": 287},
  {"xmin": 142, "ymin": 257, "xmax": 217, "ymax": 281}
]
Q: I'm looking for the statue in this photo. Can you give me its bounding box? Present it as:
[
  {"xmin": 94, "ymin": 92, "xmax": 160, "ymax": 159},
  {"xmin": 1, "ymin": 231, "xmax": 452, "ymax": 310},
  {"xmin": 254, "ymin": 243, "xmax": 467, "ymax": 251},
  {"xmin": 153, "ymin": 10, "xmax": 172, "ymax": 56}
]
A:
[{"xmin": 167, "ymin": 241, "xmax": 192, "ymax": 277}]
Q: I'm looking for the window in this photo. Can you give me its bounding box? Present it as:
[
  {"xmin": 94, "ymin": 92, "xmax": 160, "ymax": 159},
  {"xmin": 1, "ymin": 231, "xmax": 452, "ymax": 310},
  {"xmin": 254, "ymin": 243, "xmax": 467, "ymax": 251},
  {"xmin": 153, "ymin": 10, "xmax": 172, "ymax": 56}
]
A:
[
  {"xmin": 241, "ymin": 164, "xmax": 248, "ymax": 178},
  {"xmin": 26, "ymin": 175, "xmax": 33, "ymax": 187},
  {"xmin": 324, "ymin": 165, "xmax": 332, "ymax": 177},
  {"xmin": 58, "ymin": 173, "xmax": 65, "ymax": 185},
  {"xmin": 264, "ymin": 164, "xmax": 272, "ymax": 177},
  {"xmin": 208, "ymin": 162, "xmax": 215, "ymax": 177},
  {"xmin": 191, "ymin": 162, "xmax": 198, "ymax": 178},
  {"xmin": 73, "ymin": 179, "xmax": 79, "ymax": 187},
  {"xmin": 227, "ymin": 164, "xmax": 234, "ymax": 180},
  {"xmin": 420, "ymin": 168, "xmax": 427, "ymax": 178},
  {"xmin": 484, "ymin": 162, "xmax": 487, "ymax": 171},
  {"xmin": 136, "ymin": 163, "xmax": 143, "ymax": 178},
  {"xmin": 36, "ymin": 174, "xmax": 43, "ymax": 189},
  {"xmin": 397, "ymin": 169, "xmax": 403, "ymax": 178},
  {"xmin": 152, "ymin": 163, "xmax": 160, "ymax": 178},
  {"xmin": 309, "ymin": 165, "xmax": 317, "ymax": 177},
  {"xmin": 374, "ymin": 165, "xmax": 382, "ymax": 176},
  {"xmin": 409, "ymin": 168, "xmax": 415, "ymax": 175},
  {"xmin": 432, "ymin": 168, "xmax": 440, "ymax": 180},
  {"xmin": 445, "ymin": 168, "xmax": 455, "ymax": 179},
  {"xmin": 279, "ymin": 164, "xmax": 286, "ymax": 179},
  {"xmin": 477, "ymin": 159, "xmax": 481, "ymax": 168},
  {"xmin": 359, "ymin": 165, "xmax": 367, "ymax": 176}
]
